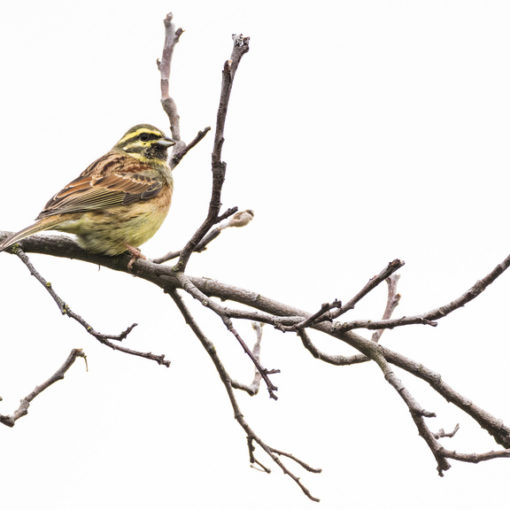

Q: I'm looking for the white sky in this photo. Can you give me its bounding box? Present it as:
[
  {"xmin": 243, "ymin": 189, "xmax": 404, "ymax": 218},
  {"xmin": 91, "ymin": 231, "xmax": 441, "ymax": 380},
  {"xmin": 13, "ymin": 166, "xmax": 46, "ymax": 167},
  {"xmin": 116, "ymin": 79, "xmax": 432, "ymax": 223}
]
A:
[{"xmin": 1, "ymin": 1, "xmax": 510, "ymax": 508}]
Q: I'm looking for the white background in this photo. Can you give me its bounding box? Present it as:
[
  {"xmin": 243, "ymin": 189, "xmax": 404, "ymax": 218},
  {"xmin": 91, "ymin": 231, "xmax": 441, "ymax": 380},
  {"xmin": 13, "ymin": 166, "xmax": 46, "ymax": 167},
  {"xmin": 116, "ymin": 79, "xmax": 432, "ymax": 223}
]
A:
[{"xmin": 1, "ymin": 1, "xmax": 510, "ymax": 508}]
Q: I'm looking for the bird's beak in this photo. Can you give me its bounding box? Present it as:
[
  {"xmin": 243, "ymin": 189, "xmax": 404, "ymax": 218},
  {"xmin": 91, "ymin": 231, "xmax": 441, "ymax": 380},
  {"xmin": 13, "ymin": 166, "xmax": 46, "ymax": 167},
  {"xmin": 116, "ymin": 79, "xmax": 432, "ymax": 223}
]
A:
[{"xmin": 156, "ymin": 137, "xmax": 175, "ymax": 148}]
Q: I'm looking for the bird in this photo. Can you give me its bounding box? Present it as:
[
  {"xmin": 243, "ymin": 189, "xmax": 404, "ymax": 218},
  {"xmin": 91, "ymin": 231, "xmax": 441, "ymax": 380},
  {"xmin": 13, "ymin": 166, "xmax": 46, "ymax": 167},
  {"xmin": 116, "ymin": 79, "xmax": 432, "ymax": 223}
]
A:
[{"xmin": 0, "ymin": 124, "xmax": 175, "ymax": 265}]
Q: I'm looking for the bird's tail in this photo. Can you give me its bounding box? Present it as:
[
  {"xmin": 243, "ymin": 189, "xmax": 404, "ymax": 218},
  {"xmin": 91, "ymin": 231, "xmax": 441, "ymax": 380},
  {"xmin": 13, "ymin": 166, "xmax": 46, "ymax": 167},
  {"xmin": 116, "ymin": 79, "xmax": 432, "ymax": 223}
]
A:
[{"xmin": 0, "ymin": 217, "xmax": 62, "ymax": 252}]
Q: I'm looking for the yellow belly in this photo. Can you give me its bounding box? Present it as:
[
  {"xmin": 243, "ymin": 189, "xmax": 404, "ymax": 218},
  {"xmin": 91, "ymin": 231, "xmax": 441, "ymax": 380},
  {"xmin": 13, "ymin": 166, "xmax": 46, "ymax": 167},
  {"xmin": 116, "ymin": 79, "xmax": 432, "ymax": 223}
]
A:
[{"xmin": 55, "ymin": 192, "xmax": 171, "ymax": 256}]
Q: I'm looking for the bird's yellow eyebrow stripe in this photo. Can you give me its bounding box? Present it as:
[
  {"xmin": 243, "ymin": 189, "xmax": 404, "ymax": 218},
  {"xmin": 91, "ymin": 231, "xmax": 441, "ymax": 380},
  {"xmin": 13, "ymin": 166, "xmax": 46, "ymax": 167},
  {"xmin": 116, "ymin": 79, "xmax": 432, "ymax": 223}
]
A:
[{"xmin": 117, "ymin": 127, "xmax": 163, "ymax": 146}]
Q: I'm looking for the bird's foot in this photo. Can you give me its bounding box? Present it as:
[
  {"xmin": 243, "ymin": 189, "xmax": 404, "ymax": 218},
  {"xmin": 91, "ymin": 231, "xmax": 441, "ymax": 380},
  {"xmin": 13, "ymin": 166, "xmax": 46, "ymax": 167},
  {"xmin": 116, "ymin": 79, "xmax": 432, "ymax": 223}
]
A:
[{"xmin": 125, "ymin": 244, "xmax": 146, "ymax": 270}]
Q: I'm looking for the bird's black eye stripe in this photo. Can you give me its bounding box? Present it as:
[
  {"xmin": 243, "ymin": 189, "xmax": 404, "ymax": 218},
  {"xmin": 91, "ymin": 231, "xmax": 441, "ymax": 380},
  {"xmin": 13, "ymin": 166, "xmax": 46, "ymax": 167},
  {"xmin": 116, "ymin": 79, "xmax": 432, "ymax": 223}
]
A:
[{"xmin": 139, "ymin": 132, "xmax": 159, "ymax": 142}]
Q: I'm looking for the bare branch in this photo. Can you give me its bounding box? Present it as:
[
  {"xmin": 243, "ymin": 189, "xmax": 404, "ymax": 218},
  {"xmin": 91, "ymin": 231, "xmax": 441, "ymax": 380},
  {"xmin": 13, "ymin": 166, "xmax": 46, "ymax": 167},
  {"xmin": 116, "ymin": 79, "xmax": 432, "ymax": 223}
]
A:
[
  {"xmin": 434, "ymin": 424, "xmax": 460, "ymax": 439},
  {"xmin": 381, "ymin": 344, "xmax": 510, "ymax": 448},
  {"xmin": 372, "ymin": 352, "xmax": 451, "ymax": 475},
  {"xmin": 413, "ymin": 246, "xmax": 510, "ymax": 321},
  {"xmin": 282, "ymin": 263, "xmax": 402, "ymax": 333},
  {"xmin": 0, "ymin": 348, "xmax": 87, "ymax": 427},
  {"xmin": 170, "ymin": 126, "xmax": 211, "ymax": 168},
  {"xmin": 4, "ymin": 233, "xmax": 510, "ymax": 473},
  {"xmin": 337, "ymin": 251, "xmax": 510, "ymax": 334},
  {"xmin": 280, "ymin": 299, "xmax": 342, "ymax": 331},
  {"xmin": 231, "ymin": 322, "xmax": 264, "ymax": 395},
  {"xmin": 298, "ymin": 330, "xmax": 368, "ymax": 366},
  {"xmin": 13, "ymin": 246, "xmax": 170, "ymax": 367},
  {"xmin": 158, "ymin": 13, "xmax": 210, "ymax": 170},
  {"xmin": 336, "ymin": 315, "xmax": 437, "ymax": 334},
  {"xmin": 159, "ymin": 12, "xmax": 184, "ymax": 142},
  {"xmin": 248, "ymin": 437, "xmax": 271, "ymax": 473},
  {"xmin": 328, "ymin": 259, "xmax": 405, "ymax": 320},
  {"xmin": 174, "ymin": 34, "xmax": 250, "ymax": 272},
  {"xmin": 271, "ymin": 448, "xmax": 322, "ymax": 473},
  {"xmin": 177, "ymin": 273, "xmax": 279, "ymax": 399},
  {"xmin": 442, "ymin": 448, "xmax": 510, "ymax": 463},
  {"xmin": 371, "ymin": 275, "xmax": 401, "ymax": 343},
  {"xmin": 169, "ymin": 289, "xmax": 320, "ymax": 502}
]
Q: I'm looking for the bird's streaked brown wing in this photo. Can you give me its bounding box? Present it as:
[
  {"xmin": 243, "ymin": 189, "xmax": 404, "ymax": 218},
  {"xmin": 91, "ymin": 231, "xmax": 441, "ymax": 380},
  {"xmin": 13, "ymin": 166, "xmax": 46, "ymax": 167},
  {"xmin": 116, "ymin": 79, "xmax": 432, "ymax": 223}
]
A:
[{"xmin": 37, "ymin": 151, "xmax": 164, "ymax": 219}]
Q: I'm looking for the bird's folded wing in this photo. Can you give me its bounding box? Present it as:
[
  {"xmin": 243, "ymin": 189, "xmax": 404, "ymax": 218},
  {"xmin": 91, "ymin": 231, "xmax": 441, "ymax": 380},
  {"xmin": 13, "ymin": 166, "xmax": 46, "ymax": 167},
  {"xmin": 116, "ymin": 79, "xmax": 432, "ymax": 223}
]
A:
[{"xmin": 37, "ymin": 154, "xmax": 163, "ymax": 219}]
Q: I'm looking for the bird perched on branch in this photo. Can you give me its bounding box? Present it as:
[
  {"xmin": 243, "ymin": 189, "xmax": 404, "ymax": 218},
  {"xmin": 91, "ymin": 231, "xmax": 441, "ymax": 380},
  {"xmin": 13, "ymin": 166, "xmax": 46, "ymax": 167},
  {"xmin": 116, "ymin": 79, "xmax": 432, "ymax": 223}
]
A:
[{"xmin": 0, "ymin": 124, "xmax": 175, "ymax": 265}]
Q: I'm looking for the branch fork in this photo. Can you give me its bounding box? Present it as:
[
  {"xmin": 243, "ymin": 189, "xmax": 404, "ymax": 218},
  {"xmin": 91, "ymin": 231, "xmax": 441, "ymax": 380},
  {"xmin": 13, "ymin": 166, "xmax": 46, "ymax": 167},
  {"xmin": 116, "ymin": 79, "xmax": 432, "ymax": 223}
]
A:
[{"xmin": 0, "ymin": 349, "xmax": 87, "ymax": 427}]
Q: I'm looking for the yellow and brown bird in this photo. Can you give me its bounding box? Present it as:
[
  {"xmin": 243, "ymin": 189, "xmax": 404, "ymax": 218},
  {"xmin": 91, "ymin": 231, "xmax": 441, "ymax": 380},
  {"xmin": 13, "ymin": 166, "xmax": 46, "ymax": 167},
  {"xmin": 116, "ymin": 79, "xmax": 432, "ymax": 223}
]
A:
[{"xmin": 0, "ymin": 124, "xmax": 175, "ymax": 260}]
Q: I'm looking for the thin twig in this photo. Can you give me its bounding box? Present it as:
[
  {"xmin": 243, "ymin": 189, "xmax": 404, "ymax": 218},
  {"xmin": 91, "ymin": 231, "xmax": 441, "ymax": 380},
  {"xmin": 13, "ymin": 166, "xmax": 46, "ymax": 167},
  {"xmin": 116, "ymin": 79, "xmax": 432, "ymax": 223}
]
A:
[
  {"xmin": 298, "ymin": 330, "xmax": 368, "ymax": 366},
  {"xmin": 328, "ymin": 259, "xmax": 405, "ymax": 320},
  {"xmin": 170, "ymin": 126, "xmax": 211, "ymax": 168},
  {"xmin": 0, "ymin": 348, "xmax": 87, "ymax": 427},
  {"xmin": 271, "ymin": 448, "xmax": 322, "ymax": 473},
  {"xmin": 248, "ymin": 437, "xmax": 271, "ymax": 473},
  {"xmin": 159, "ymin": 12, "xmax": 184, "ymax": 142},
  {"xmin": 231, "ymin": 322, "xmax": 264, "ymax": 395},
  {"xmin": 158, "ymin": 13, "xmax": 210, "ymax": 170},
  {"xmin": 14, "ymin": 247, "xmax": 170, "ymax": 367},
  {"xmin": 280, "ymin": 299, "xmax": 342, "ymax": 331},
  {"xmin": 371, "ymin": 275, "xmax": 401, "ymax": 343},
  {"xmin": 434, "ymin": 424, "xmax": 460, "ymax": 439},
  {"xmin": 335, "ymin": 315, "xmax": 437, "ymax": 334}
]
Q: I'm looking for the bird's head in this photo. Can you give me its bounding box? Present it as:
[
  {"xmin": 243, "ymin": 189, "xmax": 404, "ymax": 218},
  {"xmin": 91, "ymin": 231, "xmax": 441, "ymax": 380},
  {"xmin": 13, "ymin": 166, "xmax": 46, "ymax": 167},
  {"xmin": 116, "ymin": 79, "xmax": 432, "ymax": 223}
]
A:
[{"xmin": 115, "ymin": 124, "xmax": 175, "ymax": 164}]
